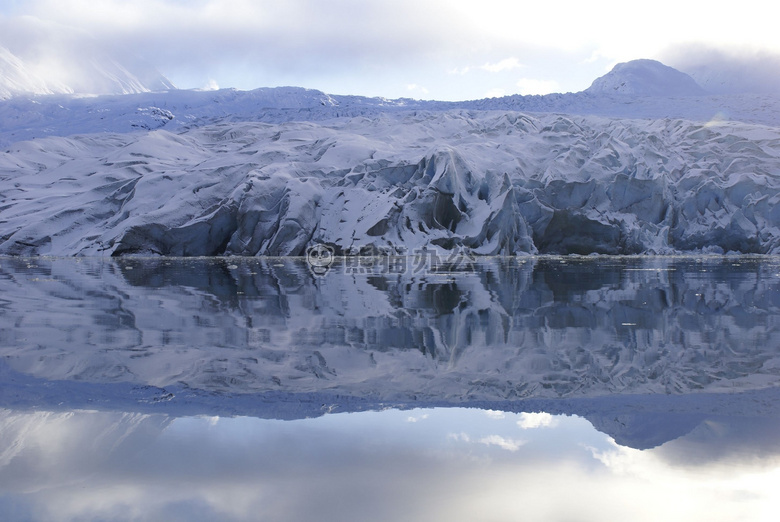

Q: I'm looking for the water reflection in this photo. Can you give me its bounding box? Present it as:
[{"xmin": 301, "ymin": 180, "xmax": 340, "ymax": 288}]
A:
[
  {"xmin": 1, "ymin": 407, "xmax": 780, "ymax": 522},
  {"xmin": 2, "ymin": 256, "xmax": 780, "ymax": 402},
  {"xmin": 2, "ymin": 256, "xmax": 780, "ymax": 519}
]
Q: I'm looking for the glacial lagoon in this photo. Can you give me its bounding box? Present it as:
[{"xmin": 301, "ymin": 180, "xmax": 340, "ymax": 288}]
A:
[{"xmin": 2, "ymin": 255, "xmax": 780, "ymax": 521}]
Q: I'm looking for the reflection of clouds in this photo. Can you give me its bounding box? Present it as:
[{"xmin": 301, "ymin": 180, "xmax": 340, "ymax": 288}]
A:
[
  {"xmin": 517, "ymin": 412, "xmax": 558, "ymax": 430},
  {"xmin": 1, "ymin": 408, "xmax": 779, "ymax": 521},
  {"xmin": 653, "ymin": 416, "xmax": 780, "ymax": 467},
  {"xmin": 586, "ymin": 439, "xmax": 780, "ymax": 521},
  {"xmin": 448, "ymin": 432, "xmax": 526, "ymax": 452},
  {"xmin": 478, "ymin": 435, "xmax": 526, "ymax": 452}
]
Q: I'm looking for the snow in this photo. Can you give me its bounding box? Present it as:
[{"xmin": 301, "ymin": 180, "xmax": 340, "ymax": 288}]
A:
[
  {"xmin": 4, "ymin": 59, "xmax": 780, "ymax": 509},
  {"xmin": 1, "ymin": 58, "xmax": 780, "ymax": 257},
  {"xmin": 585, "ymin": 59, "xmax": 706, "ymax": 96},
  {"xmin": 2, "ymin": 109, "xmax": 780, "ymax": 256},
  {"xmin": 2, "ymin": 255, "xmax": 780, "ymax": 451},
  {"xmin": 0, "ymin": 17, "xmax": 175, "ymax": 99}
]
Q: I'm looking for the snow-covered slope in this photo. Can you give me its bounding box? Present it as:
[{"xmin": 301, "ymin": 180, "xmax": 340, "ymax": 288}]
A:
[
  {"xmin": 2, "ymin": 109, "xmax": 780, "ymax": 256},
  {"xmin": 585, "ymin": 59, "xmax": 706, "ymax": 96},
  {"xmin": 1, "ymin": 59, "xmax": 780, "ymax": 256}
]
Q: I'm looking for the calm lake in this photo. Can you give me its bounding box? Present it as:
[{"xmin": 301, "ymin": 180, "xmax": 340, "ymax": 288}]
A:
[{"xmin": 2, "ymin": 255, "xmax": 780, "ymax": 521}]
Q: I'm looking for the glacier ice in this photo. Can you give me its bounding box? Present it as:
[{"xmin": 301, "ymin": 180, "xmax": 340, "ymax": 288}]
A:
[
  {"xmin": 2, "ymin": 59, "xmax": 780, "ymax": 257},
  {"xmin": 2, "ymin": 109, "xmax": 780, "ymax": 256}
]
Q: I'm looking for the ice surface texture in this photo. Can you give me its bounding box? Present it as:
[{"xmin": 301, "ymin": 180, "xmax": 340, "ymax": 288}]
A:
[
  {"xmin": 2, "ymin": 58, "xmax": 780, "ymax": 256},
  {"xmin": 2, "ymin": 110, "xmax": 780, "ymax": 256}
]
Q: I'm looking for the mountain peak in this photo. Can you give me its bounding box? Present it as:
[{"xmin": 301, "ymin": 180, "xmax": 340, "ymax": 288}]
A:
[
  {"xmin": 0, "ymin": 18, "xmax": 174, "ymax": 99},
  {"xmin": 585, "ymin": 59, "xmax": 706, "ymax": 97}
]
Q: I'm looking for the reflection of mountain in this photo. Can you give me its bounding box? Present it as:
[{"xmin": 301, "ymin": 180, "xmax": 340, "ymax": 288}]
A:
[
  {"xmin": 2, "ymin": 257, "xmax": 780, "ymax": 402},
  {"xmin": 3, "ymin": 256, "xmax": 780, "ymax": 449},
  {"xmin": 4, "ymin": 361, "xmax": 780, "ymax": 452}
]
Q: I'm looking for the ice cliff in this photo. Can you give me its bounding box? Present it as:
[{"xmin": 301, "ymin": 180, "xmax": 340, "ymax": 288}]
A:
[
  {"xmin": 1, "ymin": 59, "xmax": 780, "ymax": 256},
  {"xmin": 2, "ymin": 110, "xmax": 780, "ymax": 256}
]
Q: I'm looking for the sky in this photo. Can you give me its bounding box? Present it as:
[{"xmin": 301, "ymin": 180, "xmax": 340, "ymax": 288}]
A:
[
  {"xmin": 3, "ymin": 407, "xmax": 780, "ymax": 521},
  {"xmin": 1, "ymin": 0, "xmax": 780, "ymax": 100}
]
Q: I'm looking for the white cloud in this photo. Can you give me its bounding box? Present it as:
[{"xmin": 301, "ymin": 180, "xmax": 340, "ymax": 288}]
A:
[
  {"xmin": 515, "ymin": 78, "xmax": 561, "ymax": 96},
  {"xmin": 4, "ymin": 0, "xmax": 780, "ymax": 99},
  {"xmin": 517, "ymin": 412, "xmax": 558, "ymax": 429},
  {"xmin": 663, "ymin": 45, "xmax": 780, "ymax": 94},
  {"xmin": 478, "ymin": 435, "xmax": 526, "ymax": 452},
  {"xmin": 480, "ymin": 57, "xmax": 523, "ymax": 73},
  {"xmin": 202, "ymin": 79, "xmax": 220, "ymax": 91},
  {"xmin": 406, "ymin": 83, "xmax": 430, "ymax": 96},
  {"xmin": 449, "ymin": 432, "xmax": 526, "ymax": 451},
  {"xmin": 448, "ymin": 66, "xmax": 471, "ymax": 75}
]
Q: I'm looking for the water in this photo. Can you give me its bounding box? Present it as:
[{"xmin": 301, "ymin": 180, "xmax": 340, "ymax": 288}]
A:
[{"xmin": 2, "ymin": 256, "xmax": 780, "ymax": 521}]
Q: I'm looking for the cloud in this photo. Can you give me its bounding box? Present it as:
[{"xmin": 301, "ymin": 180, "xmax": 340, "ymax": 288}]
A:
[
  {"xmin": 406, "ymin": 83, "xmax": 430, "ymax": 96},
  {"xmin": 480, "ymin": 57, "xmax": 523, "ymax": 73},
  {"xmin": 478, "ymin": 434, "xmax": 526, "ymax": 452},
  {"xmin": 663, "ymin": 44, "xmax": 780, "ymax": 94},
  {"xmin": 202, "ymin": 79, "xmax": 220, "ymax": 91},
  {"xmin": 5, "ymin": 0, "xmax": 479, "ymax": 86},
  {"xmin": 517, "ymin": 412, "xmax": 558, "ymax": 429},
  {"xmin": 5, "ymin": 0, "xmax": 780, "ymax": 99},
  {"xmin": 5, "ymin": 407, "xmax": 780, "ymax": 522},
  {"xmin": 449, "ymin": 431, "xmax": 526, "ymax": 452},
  {"xmin": 448, "ymin": 66, "xmax": 471, "ymax": 76}
]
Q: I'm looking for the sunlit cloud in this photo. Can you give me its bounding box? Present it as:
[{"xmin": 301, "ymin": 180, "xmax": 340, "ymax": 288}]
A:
[
  {"xmin": 478, "ymin": 434, "xmax": 526, "ymax": 452},
  {"xmin": 449, "ymin": 431, "xmax": 526, "ymax": 451},
  {"xmin": 202, "ymin": 79, "xmax": 219, "ymax": 91},
  {"xmin": 480, "ymin": 57, "xmax": 523, "ymax": 73},
  {"xmin": 448, "ymin": 66, "xmax": 471, "ymax": 75},
  {"xmin": 406, "ymin": 83, "xmax": 430, "ymax": 97},
  {"xmin": 4, "ymin": 408, "xmax": 780, "ymax": 521},
  {"xmin": 662, "ymin": 44, "xmax": 780, "ymax": 94},
  {"xmin": 517, "ymin": 412, "xmax": 558, "ymax": 429},
  {"xmin": 3, "ymin": 0, "xmax": 780, "ymax": 100}
]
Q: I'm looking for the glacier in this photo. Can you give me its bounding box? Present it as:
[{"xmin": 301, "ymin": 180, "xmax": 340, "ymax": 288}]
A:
[
  {"xmin": 1, "ymin": 59, "xmax": 780, "ymax": 256},
  {"xmin": 2, "ymin": 107, "xmax": 780, "ymax": 256}
]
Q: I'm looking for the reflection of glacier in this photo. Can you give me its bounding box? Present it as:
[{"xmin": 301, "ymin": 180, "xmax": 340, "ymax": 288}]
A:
[{"xmin": 2, "ymin": 257, "xmax": 780, "ymax": 402}]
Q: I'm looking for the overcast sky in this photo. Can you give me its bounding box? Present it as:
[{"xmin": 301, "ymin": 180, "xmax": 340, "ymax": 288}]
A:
[{"xmin": 1, "ymin": 0, "xmax": 779, "ymax": 100}]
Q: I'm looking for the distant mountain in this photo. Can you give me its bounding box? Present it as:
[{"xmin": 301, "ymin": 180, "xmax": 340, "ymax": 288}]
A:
[
  {"xmin": 0, "ymin": 18, "xmax": 174, "ymax": 99},
  {"xmin": 585, "ymin": 59, "xmax": 706, "ymax": 96}
]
